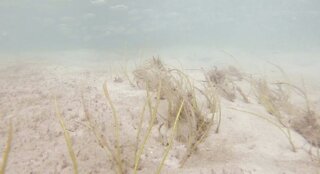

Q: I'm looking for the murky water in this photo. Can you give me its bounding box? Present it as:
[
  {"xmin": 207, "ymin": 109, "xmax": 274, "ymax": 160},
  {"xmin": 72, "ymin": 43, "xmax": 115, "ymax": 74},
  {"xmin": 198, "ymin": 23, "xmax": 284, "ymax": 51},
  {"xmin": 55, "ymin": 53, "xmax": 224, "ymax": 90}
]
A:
[
  {"xmin": 1, "ymin": 2, "xmax": 320, "ymax": 174},
  {"xmin": 0, "ymin": 0, "xmax": 319, "ymax": 79}
]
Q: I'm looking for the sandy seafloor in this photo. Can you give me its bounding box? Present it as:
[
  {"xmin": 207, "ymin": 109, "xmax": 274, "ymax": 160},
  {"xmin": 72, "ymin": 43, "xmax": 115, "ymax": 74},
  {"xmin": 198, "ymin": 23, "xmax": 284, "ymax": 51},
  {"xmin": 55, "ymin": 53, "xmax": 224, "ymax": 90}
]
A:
[{"xmin": 0, "ymin": 50, "xmax": 320, "ymax": 174}]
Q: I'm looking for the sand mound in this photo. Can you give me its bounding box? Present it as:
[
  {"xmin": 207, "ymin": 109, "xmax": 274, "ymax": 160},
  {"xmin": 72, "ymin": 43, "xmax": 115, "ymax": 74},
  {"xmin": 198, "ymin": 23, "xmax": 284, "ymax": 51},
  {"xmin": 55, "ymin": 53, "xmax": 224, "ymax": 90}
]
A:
[{"xmin": 0, "ymin": 60, "xmax": 319, "ymax": 174}]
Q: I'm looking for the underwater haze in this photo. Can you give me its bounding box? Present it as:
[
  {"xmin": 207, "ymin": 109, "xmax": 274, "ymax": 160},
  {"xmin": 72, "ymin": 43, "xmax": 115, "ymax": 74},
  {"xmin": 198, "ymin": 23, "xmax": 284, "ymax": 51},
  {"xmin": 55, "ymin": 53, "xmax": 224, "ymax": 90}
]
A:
[
  {"xmin": 2, "ymin": 1, "xmax": 320, "ymax": 174},
  {"xmin": 0, "ymin": 0, "xmax": 320, "ymax": 72}
]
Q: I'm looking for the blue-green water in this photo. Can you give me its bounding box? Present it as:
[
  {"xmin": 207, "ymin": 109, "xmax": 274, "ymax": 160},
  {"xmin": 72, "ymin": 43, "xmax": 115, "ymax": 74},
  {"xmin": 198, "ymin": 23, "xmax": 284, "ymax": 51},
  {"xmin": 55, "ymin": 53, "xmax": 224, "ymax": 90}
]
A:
[{"xmin": 0, "ymin": 0, "xmax": 319, "ymax": 83}]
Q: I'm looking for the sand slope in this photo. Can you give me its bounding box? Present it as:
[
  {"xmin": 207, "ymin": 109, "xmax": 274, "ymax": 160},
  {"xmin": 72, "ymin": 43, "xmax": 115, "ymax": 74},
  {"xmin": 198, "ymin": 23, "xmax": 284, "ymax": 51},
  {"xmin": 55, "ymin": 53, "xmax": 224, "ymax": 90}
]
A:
[{"xmin": 0, "ymin": 61, "xmax": 319, "ymax": 174}]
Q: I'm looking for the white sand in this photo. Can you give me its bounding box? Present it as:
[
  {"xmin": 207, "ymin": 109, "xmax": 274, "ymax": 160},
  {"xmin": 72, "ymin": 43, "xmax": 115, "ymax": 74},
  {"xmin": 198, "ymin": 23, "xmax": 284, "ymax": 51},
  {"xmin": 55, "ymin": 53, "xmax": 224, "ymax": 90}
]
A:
[{"xmin": 0, "ymin": 56, "xmax": 319, "ymax": 174}]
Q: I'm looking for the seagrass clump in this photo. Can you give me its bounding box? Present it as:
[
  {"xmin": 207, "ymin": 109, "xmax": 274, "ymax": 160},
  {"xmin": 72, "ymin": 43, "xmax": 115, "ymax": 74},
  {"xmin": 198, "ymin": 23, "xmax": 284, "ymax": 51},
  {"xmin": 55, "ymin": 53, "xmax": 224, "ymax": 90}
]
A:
[
  {"xmin": 205, "ymin": 66, "xmax": 246, "ymax": 102},
  {"xmin": 252, "ymin": 77, "xmax": 320, "ymax": 151},
  {"xmin": 254, "ymin": 79, "xmax": 282, "ymax": 113},
  {"xmin": 274, "ymin": 83, "xmax": 320, "ymax": 148},
  {"xmin": 133, "ymin": 58, "xmax": 219, "ymax": 166},
  {"xmin": 292, "ymin": 110, "xmax": 320, "ymax": 147},
  {"xmin": 133, "ymin": 57, "xmax": 173, "ymax": 98}
]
